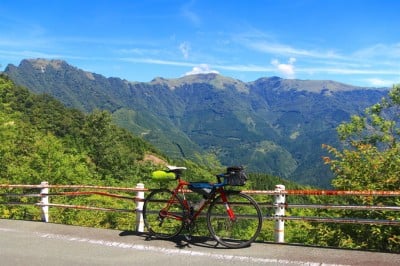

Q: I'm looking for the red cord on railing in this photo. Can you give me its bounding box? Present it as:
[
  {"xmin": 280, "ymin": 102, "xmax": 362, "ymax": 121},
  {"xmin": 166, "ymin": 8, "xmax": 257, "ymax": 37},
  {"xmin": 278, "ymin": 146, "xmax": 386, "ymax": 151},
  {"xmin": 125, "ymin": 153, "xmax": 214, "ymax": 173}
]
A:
[
  {"xmin": 243, "ymin": 189, "xmax": 400, "ymax": 196},
  {"xmin": 1, "ymin": 182, "xmax": 400, "ymax": 245}
]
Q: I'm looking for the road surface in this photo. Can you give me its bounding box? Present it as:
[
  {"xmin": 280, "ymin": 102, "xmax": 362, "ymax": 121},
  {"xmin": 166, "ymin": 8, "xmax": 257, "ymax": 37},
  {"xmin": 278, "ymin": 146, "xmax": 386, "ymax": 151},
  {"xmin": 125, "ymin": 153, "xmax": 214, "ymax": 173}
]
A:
[{"xmin": 0, "ymin": 219, "xmax": 398, "ymax": 265}]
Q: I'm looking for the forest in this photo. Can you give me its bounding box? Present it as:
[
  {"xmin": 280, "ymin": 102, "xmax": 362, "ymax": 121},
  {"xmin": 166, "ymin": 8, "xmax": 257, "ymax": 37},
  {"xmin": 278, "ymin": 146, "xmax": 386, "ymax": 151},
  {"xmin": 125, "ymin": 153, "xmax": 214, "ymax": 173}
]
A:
[
  {"xmin": 0, "ymin": 74, "xmax": 399, "ymax": 252},
  {"xmin": 5, "ymin": 59, "xmax": 389, "ymax": 188}
]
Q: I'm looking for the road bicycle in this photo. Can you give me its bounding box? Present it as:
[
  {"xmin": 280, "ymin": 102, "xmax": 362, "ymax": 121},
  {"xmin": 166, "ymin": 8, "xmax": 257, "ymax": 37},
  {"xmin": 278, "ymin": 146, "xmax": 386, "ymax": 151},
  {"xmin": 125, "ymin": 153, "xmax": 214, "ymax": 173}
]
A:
[{"xmin": 142, "ymin": 165, "xmax": 263, "ymax": 248}]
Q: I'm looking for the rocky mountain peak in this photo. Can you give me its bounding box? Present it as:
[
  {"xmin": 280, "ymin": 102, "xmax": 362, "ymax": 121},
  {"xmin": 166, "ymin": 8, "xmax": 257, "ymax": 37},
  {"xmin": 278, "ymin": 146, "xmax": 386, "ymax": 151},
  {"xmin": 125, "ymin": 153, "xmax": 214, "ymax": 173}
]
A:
[
  {"xmin": 251, "ymin": 76, "xmax": 367, "ymax": 93},
  {"xmin": 3, "ymin": 59, "xmax": 391, "ymax": 187},
  {"xmin": 151, "ymin": 73, "xmax": 249, "ymax": 93},
  {"xmin": 23, "ymin": 58, "xmax": 66, "ymax": 71}
]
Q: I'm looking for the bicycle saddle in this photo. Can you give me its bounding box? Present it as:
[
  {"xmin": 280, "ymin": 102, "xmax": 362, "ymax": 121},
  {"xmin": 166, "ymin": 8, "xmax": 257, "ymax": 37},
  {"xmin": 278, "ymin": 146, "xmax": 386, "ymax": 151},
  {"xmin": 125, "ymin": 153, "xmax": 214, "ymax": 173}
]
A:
[{"xmin": 166, "ymin": 165, "xmax": 187, "ymax": 171}]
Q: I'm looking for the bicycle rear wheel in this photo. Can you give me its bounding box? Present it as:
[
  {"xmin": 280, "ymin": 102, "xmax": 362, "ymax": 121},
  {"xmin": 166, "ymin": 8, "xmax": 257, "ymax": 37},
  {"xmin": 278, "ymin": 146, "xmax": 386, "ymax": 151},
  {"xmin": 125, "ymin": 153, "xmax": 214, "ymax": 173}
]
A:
[
  {"xmin": 207, "ymin": 191, "xmax": 262, "ymax": 248},
  {"xmin": 143, "ymin": 189, "xmax": 186, "ymax": 238}
]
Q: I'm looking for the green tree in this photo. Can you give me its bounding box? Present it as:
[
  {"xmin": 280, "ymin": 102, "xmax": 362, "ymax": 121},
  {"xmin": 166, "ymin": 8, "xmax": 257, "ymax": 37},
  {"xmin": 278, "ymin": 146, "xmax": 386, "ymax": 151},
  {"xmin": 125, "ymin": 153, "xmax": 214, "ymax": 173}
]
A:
[
  {"xmin": 81, "ymin": 110, "xmax": 156, "ymax": 182},
  {"xmin": 323, "ymin": 84, "xmax": 400, "ymax": 252},
  {"xmin": 0, "ymin": 75, "xmax": 160, "ymax": 224},
  {"xmin": 29, "ymin": 132, "xmax": 94, "ymax": 184}
]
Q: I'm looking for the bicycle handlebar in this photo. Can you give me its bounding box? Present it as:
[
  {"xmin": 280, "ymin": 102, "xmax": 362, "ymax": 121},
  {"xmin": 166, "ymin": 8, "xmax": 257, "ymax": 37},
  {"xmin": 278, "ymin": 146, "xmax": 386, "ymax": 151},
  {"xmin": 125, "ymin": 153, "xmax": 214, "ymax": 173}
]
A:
[{"xmin": 216, "ymin": 173, "xmax": 227, "ymax": 184}]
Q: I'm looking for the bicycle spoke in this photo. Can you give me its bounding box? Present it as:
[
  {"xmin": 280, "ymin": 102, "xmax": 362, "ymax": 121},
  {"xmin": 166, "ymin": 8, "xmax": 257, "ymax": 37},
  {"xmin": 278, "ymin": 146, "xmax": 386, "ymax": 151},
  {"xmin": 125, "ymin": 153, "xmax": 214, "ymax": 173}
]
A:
[
  {"xmin": 143, "ymin": 189, "xmax": 185, "ymax": 239},
  {"xmin": 207, "ymin": 192, "xmax": 262, "ymax": 248}
]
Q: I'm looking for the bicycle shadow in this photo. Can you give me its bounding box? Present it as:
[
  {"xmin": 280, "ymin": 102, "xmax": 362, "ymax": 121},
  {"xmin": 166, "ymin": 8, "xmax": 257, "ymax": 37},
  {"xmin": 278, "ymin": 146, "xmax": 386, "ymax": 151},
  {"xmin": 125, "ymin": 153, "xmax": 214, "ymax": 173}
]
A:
[{"xmin": 119, "ymin": 230, "xmax": 228, "ymax": 250}]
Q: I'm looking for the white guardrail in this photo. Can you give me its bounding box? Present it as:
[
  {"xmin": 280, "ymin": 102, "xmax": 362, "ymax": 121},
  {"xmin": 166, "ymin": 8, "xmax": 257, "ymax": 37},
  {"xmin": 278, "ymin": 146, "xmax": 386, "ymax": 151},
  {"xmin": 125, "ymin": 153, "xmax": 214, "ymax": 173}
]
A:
[{"xmin": 1, "ymin": 182, "xmax": 400, "ymax": 243}]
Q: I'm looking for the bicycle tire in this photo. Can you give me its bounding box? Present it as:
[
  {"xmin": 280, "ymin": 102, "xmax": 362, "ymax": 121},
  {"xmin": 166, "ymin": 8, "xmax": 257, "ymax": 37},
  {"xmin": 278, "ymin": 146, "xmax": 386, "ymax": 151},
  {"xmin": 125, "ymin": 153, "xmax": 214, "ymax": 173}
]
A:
[
  {"xmin": 143, "ymin": 189, "xmax": 186, "ymax": 239},
  {"xmin": 207, "ymin": 191, "xmax": 262, "ymax": 248}
]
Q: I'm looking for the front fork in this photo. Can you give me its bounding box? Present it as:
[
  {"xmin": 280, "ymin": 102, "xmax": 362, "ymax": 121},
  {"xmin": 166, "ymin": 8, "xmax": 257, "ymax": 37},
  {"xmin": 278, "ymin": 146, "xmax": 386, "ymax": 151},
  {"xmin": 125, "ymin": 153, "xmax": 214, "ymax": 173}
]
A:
[{"xmin": 219, "ymin": 189, "xmax": 236, "ymax": 221}]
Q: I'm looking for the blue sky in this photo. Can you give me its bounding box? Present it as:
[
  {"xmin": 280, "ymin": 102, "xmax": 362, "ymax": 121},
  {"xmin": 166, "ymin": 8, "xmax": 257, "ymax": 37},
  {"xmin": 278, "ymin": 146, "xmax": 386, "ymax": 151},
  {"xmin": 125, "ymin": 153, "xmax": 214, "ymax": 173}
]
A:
[{"xmin": 1, "ymin": 0, "xmax": 399, "ymax": 87}]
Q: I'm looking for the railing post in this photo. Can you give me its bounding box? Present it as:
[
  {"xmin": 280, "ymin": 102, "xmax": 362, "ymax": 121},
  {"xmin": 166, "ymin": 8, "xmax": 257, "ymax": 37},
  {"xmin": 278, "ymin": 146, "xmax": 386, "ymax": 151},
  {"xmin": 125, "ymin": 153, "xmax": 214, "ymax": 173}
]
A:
[
  {"xmin": 274, "ymin": 184, "xmax": 286, "ymax": 243},
  {"xmin": 135, "ymin": 183, "xmax": 145, "ymax": 232},
  {"xmin": 40, "ymin": 181, "xmax": 49, "ymax": 222}
]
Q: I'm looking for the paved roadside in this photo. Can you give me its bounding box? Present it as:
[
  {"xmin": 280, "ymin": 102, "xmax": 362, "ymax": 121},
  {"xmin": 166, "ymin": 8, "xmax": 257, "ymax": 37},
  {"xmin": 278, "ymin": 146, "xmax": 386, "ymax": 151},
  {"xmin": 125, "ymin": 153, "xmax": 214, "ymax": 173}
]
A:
[{"xmin": 0, "ymin": 219, "xmax": 399, "ymax": 266}]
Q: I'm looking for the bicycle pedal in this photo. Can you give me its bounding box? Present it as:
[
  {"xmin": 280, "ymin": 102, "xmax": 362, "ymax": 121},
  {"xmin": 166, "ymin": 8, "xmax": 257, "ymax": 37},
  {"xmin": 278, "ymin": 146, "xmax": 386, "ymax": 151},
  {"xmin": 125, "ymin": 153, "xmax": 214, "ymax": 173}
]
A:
[{"xmin": 184, "ymin": 234, "xmax": 192, "ymax": 241}]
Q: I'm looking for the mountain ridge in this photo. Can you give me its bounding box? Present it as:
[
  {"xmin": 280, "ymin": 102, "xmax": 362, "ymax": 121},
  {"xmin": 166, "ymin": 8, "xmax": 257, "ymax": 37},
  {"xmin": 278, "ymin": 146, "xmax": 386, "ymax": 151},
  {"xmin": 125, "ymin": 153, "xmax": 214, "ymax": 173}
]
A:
[
  {"xmin": 3, "ymin": 58, "xmax": 389, "ymax": 187},
  {"xmin": 145, "ymin": 69, "xmax": 379, "ymax": 93},
  {"xmin": 11, "ymin": 58, "xmax": 383, "ymax": 92}
]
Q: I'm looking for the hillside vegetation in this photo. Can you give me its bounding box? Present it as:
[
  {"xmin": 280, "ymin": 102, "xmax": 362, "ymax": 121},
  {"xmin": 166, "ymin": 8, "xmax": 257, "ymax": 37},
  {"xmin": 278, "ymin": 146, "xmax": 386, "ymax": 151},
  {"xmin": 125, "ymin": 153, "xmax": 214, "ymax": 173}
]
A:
[
  {"xmin": 0, "ymin": 73, "xmax": 167, "ymax": 228},
  {"xmin": 0, "ymin": 74, "xmax": 162, "ymax": 186},
  {"xmin": 0, "ymin": 73, "xmax": 297, "ymax": 230},
  {"xmin": 4, "ymin": 59, "xmax": 389, "ymax": 187},
  {"xmin": 0, "ymin": 74, "xmax": 399, "ymax": 252}
]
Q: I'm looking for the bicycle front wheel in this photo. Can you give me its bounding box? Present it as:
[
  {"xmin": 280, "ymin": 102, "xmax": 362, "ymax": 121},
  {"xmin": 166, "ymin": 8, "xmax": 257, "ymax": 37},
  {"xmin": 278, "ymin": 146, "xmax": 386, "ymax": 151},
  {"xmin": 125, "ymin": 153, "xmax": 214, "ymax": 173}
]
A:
[
  {"xmin": 207, "ymin": 191, "xmax": 262, "ymax": 248},
  {"xmin": 143, "ymin": 189, "xmax": 186, "ymax": 239}
]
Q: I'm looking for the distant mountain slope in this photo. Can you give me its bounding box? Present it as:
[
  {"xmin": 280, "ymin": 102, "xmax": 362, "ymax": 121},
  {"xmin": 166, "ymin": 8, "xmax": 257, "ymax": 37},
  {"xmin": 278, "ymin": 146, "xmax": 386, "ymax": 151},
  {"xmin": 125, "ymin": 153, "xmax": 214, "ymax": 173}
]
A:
[
  {"xmin": 0, "ymin": 73, "xmax": 163, "ymax": 187},
  {"xmin": 4, "ymin": 59, "xmax": 389, "ymax": 187}
]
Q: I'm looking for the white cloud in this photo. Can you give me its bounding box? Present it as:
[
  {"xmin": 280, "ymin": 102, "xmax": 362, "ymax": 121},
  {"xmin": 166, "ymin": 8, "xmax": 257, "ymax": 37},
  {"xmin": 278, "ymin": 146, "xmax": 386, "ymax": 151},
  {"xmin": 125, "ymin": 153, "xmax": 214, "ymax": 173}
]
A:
[
  {"xmin": 118, "ymin": 48, "xmax": 160, "ymax": 56},
  {"xmin": 235, "ymin": 31, "xmax": 344, "ymax": 60},
  {"xmin": 253, "ymin": 42, "xmax": 312, "ymax": 57},
  {"xmin": 271, "ymin": 57, "xmax": 296, "ymax": 78},
  {"xmin": 184, "ymin": 64, "xmax": 219, "ymax": 76},
  {"xmin": 179, "ymin": 42, "xmax": 190, "ymax": 59},
  {"xmin": 353, "ymin": 43, "xmax": 400, "ymax": 59},
  {"xmin": 365, "ymin": 78, "xmax": 397, "ymax": 87},
  {"xmin": 122, "ymin": 57, "xmax": 275, "ymax": 73},
  {"xmin": 0, "ymin": 49, "xmax": 64, "ymax": 60},
  {"xmin": 288, "ymin": 57, "xmax": 296, "ymax": 64},
  {"xmin": 181, "ymin": 1, "xmax": 201, "ymax": 26},
  {"xmin": 297, "ymin": 67, "xmax": 400, "ymax": 75},
  {"xmin": 121, "ymin": 58, "xmax": 195, "ymax": 67},
  {"xmin": 214, "ymin": 63, "xmax": 274, "ymax": 72}
]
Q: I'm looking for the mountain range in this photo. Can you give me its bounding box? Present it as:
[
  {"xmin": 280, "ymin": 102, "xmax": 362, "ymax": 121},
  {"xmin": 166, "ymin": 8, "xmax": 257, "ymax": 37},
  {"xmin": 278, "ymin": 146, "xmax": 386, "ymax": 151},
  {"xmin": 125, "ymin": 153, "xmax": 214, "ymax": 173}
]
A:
[{"xmin": 3, "ymin": 59, "xmax": 389, "ymax": 187}]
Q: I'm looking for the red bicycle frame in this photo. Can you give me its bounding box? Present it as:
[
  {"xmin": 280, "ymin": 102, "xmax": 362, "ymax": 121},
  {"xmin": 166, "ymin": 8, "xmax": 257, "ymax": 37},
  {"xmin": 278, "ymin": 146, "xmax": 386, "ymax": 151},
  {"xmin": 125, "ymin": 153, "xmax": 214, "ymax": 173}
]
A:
[{"xmin": 161, "ymin": 179, "xmax": 237, "ymax": 222}]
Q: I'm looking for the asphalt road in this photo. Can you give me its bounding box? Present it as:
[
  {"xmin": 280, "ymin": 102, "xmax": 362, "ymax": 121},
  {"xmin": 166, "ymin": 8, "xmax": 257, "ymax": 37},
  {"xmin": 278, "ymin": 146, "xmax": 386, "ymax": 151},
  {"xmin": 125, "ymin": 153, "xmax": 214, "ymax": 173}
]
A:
[{"xmin": 0, "ymin": 219, "xmax": 399, "ymax": 266}]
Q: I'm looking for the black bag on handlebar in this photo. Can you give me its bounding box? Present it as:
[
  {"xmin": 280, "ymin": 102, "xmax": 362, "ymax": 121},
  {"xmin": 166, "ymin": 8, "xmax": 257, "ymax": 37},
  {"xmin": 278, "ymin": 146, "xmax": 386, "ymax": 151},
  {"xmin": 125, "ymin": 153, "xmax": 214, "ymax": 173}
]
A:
[{"xmin": 225, "ymin": 166, "xmax": 247, "ymax": 186}]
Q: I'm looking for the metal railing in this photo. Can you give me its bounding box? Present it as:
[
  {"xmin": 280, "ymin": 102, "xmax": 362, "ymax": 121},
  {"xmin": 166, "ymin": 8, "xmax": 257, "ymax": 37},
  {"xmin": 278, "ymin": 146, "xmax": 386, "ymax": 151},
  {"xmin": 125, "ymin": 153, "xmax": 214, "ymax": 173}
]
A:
[{"xmin": 1, "ymin": 182, "xmax": 399, "ymax": 243}]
